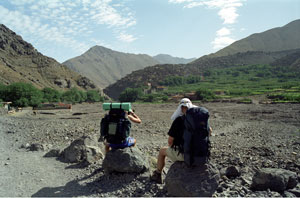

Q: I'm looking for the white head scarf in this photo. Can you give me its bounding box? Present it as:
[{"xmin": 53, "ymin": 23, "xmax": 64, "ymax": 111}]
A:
[{"xmin": 171, "ymin": 98, "xmax": 197, "ymax": 120}]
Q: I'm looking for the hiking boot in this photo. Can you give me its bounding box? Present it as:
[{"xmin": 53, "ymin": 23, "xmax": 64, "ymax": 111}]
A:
[{"xmin": 150, "ymin": 170, "xmax": 162, "ymax": 184}]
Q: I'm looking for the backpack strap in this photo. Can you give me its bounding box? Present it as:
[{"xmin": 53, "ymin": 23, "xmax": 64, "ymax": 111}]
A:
[{"xmin": 185, "ymin": 115, "xmax": 195, "ymax": 133}]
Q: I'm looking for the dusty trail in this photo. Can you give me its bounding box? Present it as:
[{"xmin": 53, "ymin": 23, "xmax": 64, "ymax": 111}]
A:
[{"xmin": 0, "ymin": 116, "xmax": 82, "ymax": 197}]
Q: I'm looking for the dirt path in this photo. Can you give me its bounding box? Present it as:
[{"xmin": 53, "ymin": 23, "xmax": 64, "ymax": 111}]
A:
[{"xmin": 0, "ymin": 116, "xmax": 83, "ymax": 197}]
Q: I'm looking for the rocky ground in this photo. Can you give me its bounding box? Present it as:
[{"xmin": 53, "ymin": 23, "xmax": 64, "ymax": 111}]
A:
[{"xmin": 0, "ymin": 102, "xmax": 299, "ymax": 197}]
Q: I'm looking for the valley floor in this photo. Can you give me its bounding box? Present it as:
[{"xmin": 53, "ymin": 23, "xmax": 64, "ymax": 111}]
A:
[{"xmin": 0, "ymin": 102, "xmax": 299, "ymax": 197}]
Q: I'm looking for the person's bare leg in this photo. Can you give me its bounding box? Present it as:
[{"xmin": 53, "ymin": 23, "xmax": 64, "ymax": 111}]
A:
[
  {"xmin": 105, "ymin": 144, "xmax": 110, "ymax": 154},
  {"xmin": 157, "ymin": 147, "xmax": 168, "ymax": 173},
  {"xmin": 150, "ymin": 147, "xmax": 168, "ymax": 183},
  {"xmin": 133, "ymin": 139, "xmax": 136, "ymax": 146}
]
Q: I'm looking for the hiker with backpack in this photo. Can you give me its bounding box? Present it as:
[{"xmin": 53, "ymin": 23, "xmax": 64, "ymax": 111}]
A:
[
  {"xmin": 99, "ymin": 103, "xmax": 141, "ymax": 154},
  {"xmin": 150, "ymin": 98, "xmax": 212, "ymax": 184}
]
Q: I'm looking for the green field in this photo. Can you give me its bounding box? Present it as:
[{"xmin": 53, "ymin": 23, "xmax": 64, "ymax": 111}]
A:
[{"xmin": 136, "ymin": 64, "xmax": 300, "ymax": 103}]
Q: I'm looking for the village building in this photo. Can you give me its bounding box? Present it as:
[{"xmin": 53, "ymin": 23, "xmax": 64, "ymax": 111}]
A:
[
  {"xmin": 0, "ymin": 102, "xmax": 12, "ymax": 113},
  {"xmin": 143, "ymin": 83, "xmax": 167, "ymax": 94}
]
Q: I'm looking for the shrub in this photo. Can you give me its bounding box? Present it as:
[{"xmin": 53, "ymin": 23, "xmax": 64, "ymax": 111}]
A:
[
  {"xmin": 86, "ymin": 90, "xmax": 103, "ymax": 102},
  {"xmin": 140, "ymin": 93, "xmax": 169, "ymax": 103},
  {"xmin": 5, "ymin": 82, "xmax": 43, "ymax": 107},
  {"xmin": 119, "ymin": 88, "xmax": 142, "ymax": 102},
  {"xmin": 282, "ymin": 84, "xmax": 293, "ymax": 89},
  {"xmin": 268, "ymin": 93, "xmax": 300, "ymax": 102},
  {"xmin": 186, "ymin": 76, "xmax": 202, "ymax": 84},
  {"xmin": 42, "ymin": 88, "xmax": 61, "ymax": 102},
  {"xmin": 232, "ymin": 71, "xmax": 240, "ymax": 77},
  {"xmin": 162, "ymin": 95, "xmax": 169, "ymax": 102},
  {"xmin": 62, "ymin": 88, "xmax": 86, "ymax": 104},
  {"xmin": 226, "ymin": 89, "xmax": 251, "ymax": 96},
  {"xmin": 195, "ymin": 88, "xmax": 215, "ymax": 101},
  {"xmin": 160, "ymin": 76, "xmax": 185, "ymax": 86},
  {"xmin": 142, "ymin": 94, "xmax": 154, "ymax": 102},
  {"xmin": 278, "ymin": 79, "xmax": 287, "ymax": 83},
  {"xmin": 160, "ymin": 75, "xmax": 202, "ymax": 86},
  {"xmin": 238, "ymin": 98, "xmax": 253, "ymax": 104},
  {"xmin": 79, "ymin": 90, "xmax": 87, "ymax": 102},
  {"xmin": 15, "ymin": 97, "xmax": 29, "ymax": 107},
  {"xmin": 256, "ymin": 72, "xmax": 266, "ymax": 77},
  {"xmin": 204, "ymin": 70, "xmax": 213, "ymax": 76},
  {"xmin": 0, "ymin": 83, "xmax": 6, "ymax": 101},
  {"xmin": 0, "ymin": 82, "xmax": 104, "ymax": 106},
  {"xmin": 249, "ymin": 77, "xmax": 260, "ymax": 81}
]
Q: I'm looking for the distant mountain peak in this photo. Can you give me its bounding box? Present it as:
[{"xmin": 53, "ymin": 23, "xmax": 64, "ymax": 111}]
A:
[
  {"xmin": 88, "ymin": 45, "xmax": 113, "ymax": 53},
  {"xmin": 153, "ymin": 54, "xmax": 196, "ymax": 64},
  {"xmin": 63, "ymin": 46, "xmax": 159, "ymax": 88}
]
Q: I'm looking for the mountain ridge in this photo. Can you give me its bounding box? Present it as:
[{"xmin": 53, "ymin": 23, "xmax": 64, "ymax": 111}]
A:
[
  {"xmin": 153, "ymin": 54, "xmax": 196, "ymax": 64},
  {"xmin": 0, "ymin": 24, "xmax": 96, "ymax": 90},
  {"xmin": 63, "ymin": 46, "xmax": 160, "ymax": 88},
  {"xmin": 206, "ymin": 19, "xmax": 300, "ymax": 58}
]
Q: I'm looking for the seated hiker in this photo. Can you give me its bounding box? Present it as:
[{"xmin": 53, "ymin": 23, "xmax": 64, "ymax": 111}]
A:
[
  {"xmin": 150, "ymin": 98, "xmax": 212, "ymax": 184},
  {"xmin": 101, "ymin": 108, "xmax": 141, "ymax": 154},
  {"xmin": 150, "ymin": 98, "xmax": 194, "ymax": 183}
]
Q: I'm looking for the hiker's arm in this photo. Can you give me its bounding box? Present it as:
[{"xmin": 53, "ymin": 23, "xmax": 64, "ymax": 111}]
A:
[
  {"xmin": 207, "ymin": 120, "xmax": 212, "ymax": 136},
  {"xmin": 168, "ymin": 136, "xmax": 174, "ymax": 146},
  {"xmin": 128, "ymin": 112, "xmax": 142, "ymax": 124}
]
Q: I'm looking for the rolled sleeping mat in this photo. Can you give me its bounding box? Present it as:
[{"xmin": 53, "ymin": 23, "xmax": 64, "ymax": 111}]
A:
[{"xmin": 102, "ymin": 103, "xmax": 132, "ymax": 111}]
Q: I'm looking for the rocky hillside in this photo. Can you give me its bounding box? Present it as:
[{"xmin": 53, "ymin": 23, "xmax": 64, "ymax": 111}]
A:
[
  {"xmin": 153, "ymin": 54, "xmax": 196, "ymax": 64},
  {"xmin": 63, "ymin": 46, "xmax": 159, "ymax": 88},
  {"xmin": 271, "ymin": 50, "xmax": 300, "ymax": 70},
  {"xmin": 206, "ymin": 19, "xmax": 300, "ymax": 58},
  {"xmin": 104, "ymin": 49, "xmax": 300, "ymax": 100},
  {"xmin": 104, "ymin": 64, "xmax": 185, "ymax": 99},
  {"xmin": 189, "ymin": 49, "xmax": 300, "ymax": 70},
  {"xmin": 0, "ymin": 24, "xmax": 96, "ymax": 90}
]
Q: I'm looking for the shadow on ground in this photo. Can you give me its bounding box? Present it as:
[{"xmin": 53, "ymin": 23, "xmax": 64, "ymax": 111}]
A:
[{"xmin": 31, "ymin": 168, "xmax": 136, "ymax": 197}]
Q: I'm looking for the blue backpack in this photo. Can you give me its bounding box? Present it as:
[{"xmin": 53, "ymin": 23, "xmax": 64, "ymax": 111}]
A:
[{"xmin": 183, "ymin": 107, "xmax": 210, "ymax": 166}]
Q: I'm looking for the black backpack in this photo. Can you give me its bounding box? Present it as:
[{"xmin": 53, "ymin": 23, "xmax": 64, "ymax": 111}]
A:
[
  {"xmin": 183, "ymin": 107, "xmax": 210, "ymax": 166},
  {"xmin": 100, "ymin": 109, "xmax": 131, "ymax": 144}
]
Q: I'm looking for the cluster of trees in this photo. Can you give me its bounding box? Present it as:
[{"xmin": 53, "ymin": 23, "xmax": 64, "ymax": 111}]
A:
[
  {"xmin": 0, "ymin": 82, "xmax": 104, "ymax": 107},
  {"xmin": 212, "ymin": 64, "xmax": 300, "ymax": 80},
  {"xmin": 119, "ymin": 88, "xmax": 168, "ymax": 102},
  {"xmin": 118, "ymin": 87, "xmax": 216, "ymax": 102},
  {"xmin": 119, "ymin": 88, "xmax": 142, "ymax": 102},
  {"xmin": 195, "ymin": 88, "xmax": 215, "ymax": 100},
  {"xmin": 159, "ymin": 75, "xmax": 202, "ymax": 86}
]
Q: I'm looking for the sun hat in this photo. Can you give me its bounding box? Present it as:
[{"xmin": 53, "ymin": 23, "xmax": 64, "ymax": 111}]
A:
[
  {"xmin": 171, "ymin": 98, "xmax": 197, "ymax": 120},
  {"xmin": 179, "ymin": 98, "xmax": 191, "ymax": 107}
]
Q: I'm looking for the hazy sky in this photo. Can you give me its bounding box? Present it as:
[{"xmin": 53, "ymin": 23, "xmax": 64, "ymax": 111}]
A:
[{"xmin": 0, "ymin": 0, "xmax": 299, "ymax": 63}]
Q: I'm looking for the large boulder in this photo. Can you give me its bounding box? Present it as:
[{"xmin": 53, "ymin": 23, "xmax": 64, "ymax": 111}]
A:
[
  {"xmin": 63, "ymin": 135, "xmax": 104, "ymax": 165},
  {"xmin": 102, "ymin": 147, "xmax": 149, "ymax": 173},
  {"xmin": 165, "ymin": 161, "xmax": 220, "ymax": 197},
  {"xmin": 251, "ymin": 168, "xmax": 298, "ymax": 192}
]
